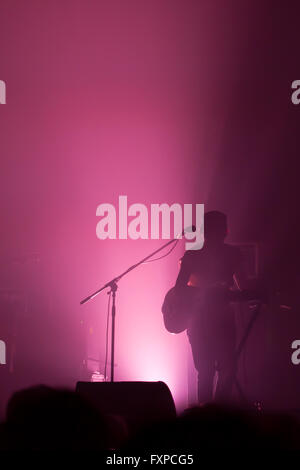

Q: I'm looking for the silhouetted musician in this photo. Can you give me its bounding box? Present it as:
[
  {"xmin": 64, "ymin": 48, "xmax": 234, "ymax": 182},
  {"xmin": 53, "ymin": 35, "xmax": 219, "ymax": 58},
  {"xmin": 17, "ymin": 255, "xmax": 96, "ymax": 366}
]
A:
[{"xmin": 174, "ymin": 211, "xmax": 245, "ymax": 404}]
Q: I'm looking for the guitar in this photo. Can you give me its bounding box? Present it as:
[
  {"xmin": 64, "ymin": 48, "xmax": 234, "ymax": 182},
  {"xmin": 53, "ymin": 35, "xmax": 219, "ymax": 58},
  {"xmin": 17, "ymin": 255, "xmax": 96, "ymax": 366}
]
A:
[
  {"xmin": 161, "ymin": 285, "xmax": 198, "ymax": 334},
  {"xmin": 161, "ymin": 283, "xmax": 264, "ymax": 334}
]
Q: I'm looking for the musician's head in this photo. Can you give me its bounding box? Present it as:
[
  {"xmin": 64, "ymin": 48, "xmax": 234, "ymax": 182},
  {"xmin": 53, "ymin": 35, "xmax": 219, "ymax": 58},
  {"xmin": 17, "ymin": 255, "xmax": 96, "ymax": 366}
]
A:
[{"xmin": 204, "ymin": 211, "xmax": 227, "ymax": 244}]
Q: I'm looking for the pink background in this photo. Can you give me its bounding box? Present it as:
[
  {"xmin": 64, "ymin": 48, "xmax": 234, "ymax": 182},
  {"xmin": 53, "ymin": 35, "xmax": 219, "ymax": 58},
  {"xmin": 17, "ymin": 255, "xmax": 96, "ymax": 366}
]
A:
[{"xmin": 0, "ymin": 0, "xmax": 300, "ymax": 410}]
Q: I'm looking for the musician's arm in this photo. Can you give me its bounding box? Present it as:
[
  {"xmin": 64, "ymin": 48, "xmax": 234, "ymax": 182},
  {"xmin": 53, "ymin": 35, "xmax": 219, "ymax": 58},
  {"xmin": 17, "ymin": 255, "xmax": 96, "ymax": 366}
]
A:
[
  {"xmin": 233, "ymin": 247, "xmax": 267, "ymax": 302},
  {"xmin": 233, "ymin": 248, "xmax": 249, "ymax": 291}
]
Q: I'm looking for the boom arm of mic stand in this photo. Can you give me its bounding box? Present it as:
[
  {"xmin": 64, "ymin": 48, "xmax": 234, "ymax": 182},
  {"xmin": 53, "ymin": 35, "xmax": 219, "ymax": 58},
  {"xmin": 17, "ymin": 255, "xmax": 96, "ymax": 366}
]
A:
[{"xmin": 80, "ymin": 235, "xmax": 180, "ymax": 305}]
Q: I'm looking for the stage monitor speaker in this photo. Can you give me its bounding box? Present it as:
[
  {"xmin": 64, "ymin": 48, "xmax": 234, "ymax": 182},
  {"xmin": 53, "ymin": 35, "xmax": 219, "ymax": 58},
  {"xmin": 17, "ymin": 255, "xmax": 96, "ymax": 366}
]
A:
[{"xmin": 76, "ymin": 381, "xmax": 176, "ymax": 433}]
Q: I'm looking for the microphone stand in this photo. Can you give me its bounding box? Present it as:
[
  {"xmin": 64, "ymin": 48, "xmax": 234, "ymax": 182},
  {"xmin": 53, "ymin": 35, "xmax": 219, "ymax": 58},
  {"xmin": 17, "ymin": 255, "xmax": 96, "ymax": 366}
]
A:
[{"xmin": 80, "ymin": 232, "xmax": 185, "ymax": 382}]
